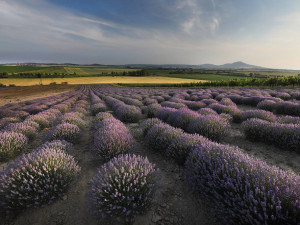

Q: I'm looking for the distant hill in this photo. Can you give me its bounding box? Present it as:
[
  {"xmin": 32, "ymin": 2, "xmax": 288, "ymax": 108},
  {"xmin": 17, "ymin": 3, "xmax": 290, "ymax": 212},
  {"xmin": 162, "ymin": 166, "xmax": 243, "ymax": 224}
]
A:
[{"xmin": 124, "ymin": 61, "xmax": 266, "ymax": 69}]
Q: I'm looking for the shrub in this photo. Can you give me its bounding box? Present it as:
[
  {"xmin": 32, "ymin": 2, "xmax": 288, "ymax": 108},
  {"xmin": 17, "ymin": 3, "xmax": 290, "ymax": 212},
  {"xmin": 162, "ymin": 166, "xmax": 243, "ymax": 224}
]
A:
[
  {"xmin": 185, "ymin": 142, "xmax": 300, "ymax": 224},
  {"xmin": 185, "ymin": 101, "xmax": 206, "ymax": 110},
  {"xmin": 167, "ymin": 108, "xmax": 199, "ymax": 130},
  {"xmin": 95, "ymin": 112, "xmax": 113, "ymax": 123},
  {"xmin": 4, "ymin": 122, "xmax": 38, "ymax": 140},
  {"xmin": 166, "ymin": 133, "xmax": 209, "ymax": 165},
  {"xmin": 140, "ymin": 118, "xmax": 163, "ymax": 136},
  {"xmin": 209, "ymin": 103, "xmax": 237, "ymax": 114},
  {"xmin": 145, "ymin": 123, "xmax": 183, "ymax": 152},
  {"xmin": 241, "ymin": 109, "xmax": 276, "ymax": 122},
  {"xmin": 26, "ymin": 114, "xmax": 52, "ymax": 128},
  {"xmin": 220, "ymin": 113, "xmax": 233, "ymax": 123},
  {"xmin": 93, "ymin": 124, "xmax": 135, "ymax": 161},
  {"xmin": 219, "ymin": 98, "xmax": 237, "ymax": 107},
  {"xmin": 0, "ymin": 117, "xmax": 20, "ymax": 129},
  {"xmin": 275, "ymin": 101, "xmax": 300, "ymax": 116},
  {"xmin": 46, "ymin": 123, "xmax": 81, "ymax": 143},
  {"xmin": 37, "ymin": 140, "xmax": 73, "ymax": 152},
  {"xmin": 155, "ymin": 107, "xmax": 177, "ymax": 122},
  {"xmin": 277, "ymin": 115, "xmax": 300, "ymax": 124},
  {"xmin": 91, "ymin": 103, "xmax": 107, "ymax": 116},
  {"xmin": 59, "ymin": 113, "xmax": 86, "ymax": 128},
  {"xmin": 0, "ymin": 132, "xmax": 28, "ymax": 160},
  {"xmin": 197, "ymin": 108, "xmax": 218, "ymax": 116},
  {"xmin": 160, "ymin": 101, "xmax": 187, "ymax": 109},
  {"xmin": 257, "ymin": 100, "xmax": 276, "ymax": 111},
  {"xmin": 242, "ymin": 118, "xmax": 300, "ymax": 151},
  {"xmin": 94, "ymin": 118, "xmax": 126, "ymax": 131},
  {"xmin": 146, "ymin": 104, "xmax": 162, "ymax": 118},
  {"xmin": 187, "ymin": 115, "xmax": 230, "ymax": 142},
  {"xmin": 115, "ymin": 105, "xmax": 142, "ymax": 123},
  {"xmin": 89, "ymin": 154, "xmax": 160, "ymax": 223},
  {"xmin": 0, "ymin": 147, "xmax": 80, "ymax": 212}
]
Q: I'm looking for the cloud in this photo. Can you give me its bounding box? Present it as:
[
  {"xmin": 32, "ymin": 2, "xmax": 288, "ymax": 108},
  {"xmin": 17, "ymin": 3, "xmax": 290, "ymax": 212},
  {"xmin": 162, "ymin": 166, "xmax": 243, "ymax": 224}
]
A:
[{"xmin": 0, "ymin": 0, "xmax": 300, "ymax": 69}]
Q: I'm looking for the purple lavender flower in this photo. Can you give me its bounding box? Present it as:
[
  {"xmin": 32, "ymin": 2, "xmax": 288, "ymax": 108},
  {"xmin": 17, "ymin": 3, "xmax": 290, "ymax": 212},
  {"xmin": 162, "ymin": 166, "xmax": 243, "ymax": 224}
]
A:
[
  {"xmin": 0, "ymin": 147, "xmax": 80, "ymax": 211},
  {"xmin": 46, "ymin": 123, "xmax": 81, "ymax": 143},
  {"xmin": 3, "ymin": 122, "xmax": 38, "ymax": 140},
  {"xmin": 187, "ymin": 115, "xmax": 230, "ymax": 142},
  {"xmin": 145, "ymin": 123, "xmax": 183, "ymax": 152},
  {"xmin": 167, "ymin": 108, "xmax": 199, "ymax": 131},
  {"xmin": 185, "ymin": 142, "xmax": 300, "ymax": 224},
  {"xmin": 241, "ymin": 109, "xmax": 277, "ymax": 122},
  {"xmin": 166, "ymin": 133, "xmax": 209, "ymax": 165},
  {"xmin": 242, "ymin": 118, "xmax": 300, "ymax": 150},
  {"xmin": 93, "ymin": 122, "xmax": 135, "ymax": 161},
  {"xmin": 140, "ymin": 118, "xmax": 163, "ymax": 136},
  {"xmin": 155, "ymin": 107, "xmax": 177, "ymax": 122},
  {"xmin": 89, "ymin": 154, "xmax": 160, "ymax": 223},
  {"xmin": 0, "ymin": 131, "xmax": 28, "ymax": 160}
]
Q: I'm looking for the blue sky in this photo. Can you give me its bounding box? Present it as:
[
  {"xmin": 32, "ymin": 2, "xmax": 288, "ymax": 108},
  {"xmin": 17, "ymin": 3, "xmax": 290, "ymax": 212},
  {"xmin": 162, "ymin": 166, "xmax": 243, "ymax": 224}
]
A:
[{"xmin": 1, "ymin": 0, "xmax": 300, "ymax": 69}]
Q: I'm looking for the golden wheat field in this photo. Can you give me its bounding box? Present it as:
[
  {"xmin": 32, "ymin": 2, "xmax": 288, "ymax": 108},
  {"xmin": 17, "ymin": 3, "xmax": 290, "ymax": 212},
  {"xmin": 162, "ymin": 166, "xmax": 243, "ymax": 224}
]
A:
[{"xmin": 0, "ymin": 76, "xmax": 205, "ymax": 86}]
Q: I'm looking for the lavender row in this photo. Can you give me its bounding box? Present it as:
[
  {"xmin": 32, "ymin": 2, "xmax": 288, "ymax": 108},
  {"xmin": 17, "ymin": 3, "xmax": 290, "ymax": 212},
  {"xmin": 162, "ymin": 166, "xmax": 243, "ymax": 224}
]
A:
[
  {"xmin": 242, "ymin": 118, "xmax": 300, "ymax": 151},
  {"xmin": 142, "ymin": 118, "xmax": 300, "ymax": 224}
]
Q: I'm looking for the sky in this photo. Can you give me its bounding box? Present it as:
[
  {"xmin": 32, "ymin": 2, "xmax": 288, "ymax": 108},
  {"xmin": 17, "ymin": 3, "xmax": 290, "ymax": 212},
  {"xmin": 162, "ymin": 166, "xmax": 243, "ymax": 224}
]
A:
[{"xmin": 0, "ymin": 0, "xmax": 300, "ymax": 69}]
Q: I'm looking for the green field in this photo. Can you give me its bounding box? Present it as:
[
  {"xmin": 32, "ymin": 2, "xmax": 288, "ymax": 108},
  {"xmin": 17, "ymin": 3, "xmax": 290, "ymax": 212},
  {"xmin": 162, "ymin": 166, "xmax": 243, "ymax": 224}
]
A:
[{"xmin": 0, "ymin": 65, "xmax": 138, "ymax": 75}]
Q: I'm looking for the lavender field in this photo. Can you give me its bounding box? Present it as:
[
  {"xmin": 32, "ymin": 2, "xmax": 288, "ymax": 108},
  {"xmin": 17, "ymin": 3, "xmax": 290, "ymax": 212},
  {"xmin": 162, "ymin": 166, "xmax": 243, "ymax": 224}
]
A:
[{"xmin": 0, "ymin": 85, "xmax": 300, "ymax": 225}]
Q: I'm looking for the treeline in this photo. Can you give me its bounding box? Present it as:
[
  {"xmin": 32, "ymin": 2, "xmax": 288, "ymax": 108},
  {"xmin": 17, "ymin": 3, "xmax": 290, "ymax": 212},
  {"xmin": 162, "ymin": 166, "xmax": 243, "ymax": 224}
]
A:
[
  {"xmin": 117, "ymin": 76, "xmax": 300, "ymax": 88},
  {"xmin": 0, "ymin": 70, "xmax": 148, "ymax": 78}
]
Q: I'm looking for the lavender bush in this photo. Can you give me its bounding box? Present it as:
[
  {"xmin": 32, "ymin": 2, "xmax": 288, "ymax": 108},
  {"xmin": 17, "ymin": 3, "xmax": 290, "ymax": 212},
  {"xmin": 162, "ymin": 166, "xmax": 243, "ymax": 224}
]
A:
[
  {"xmin": 95, "ymin": 112, "xmax": 114, "ymax": 123},
  {"xmin": 93, "ymin": 123, "xmax": 135, "ymax": 161},
  {"xmin": 37, "ymin": 140, "xmax": 73, "ymax": 152},
  {"xmin": 197, "ymin": 108, "xmax": 218, "ymax": 116},
  {"xmin": 140, "ymin": 118, "xmax": 163, "ymax": 136},
  {"xmin": 59, "ymin": 112, "xmax": 86, "ymax": 128},
  {"xmin": 155, "ymin": 107, "xmax": 177, "ymax": 122},
  {"xmin": 187, "ymin": 115, "xmax": 230, "ymax": 142},
  {"xmin": 146, "ymin": 103, "xmax": 162, "ymax": 118},
  {"xmin": 0, "ymin": 131, "xmax": 28, "ymax": 160},
  {"xmin": 0, "ymin": 147, "xmax": 80, "ymax": 212},
  {"xmin": 91, "ymin": 103, "xmax": 107, "ymax": 116},
  {"xmin": 0, "ymin": 117, "xmax": 20, "ymax": 129},
  {"xmin": 257, "ymin": 99, "xmax": 276, "ymax": 111},
  {"xmin": 115, "ymin": 105, "xmax": 142, "ymax": 123},
  {"xmin": 242, "ymin": 118, "xmax": 300, "ymax": 151},
  {"xmin": 4, "ymin": 122, "xmax": 38, "ymax": 140},
  {"xmin": 166, "ymin": 133, "xmax": 209, "ymax": 165},
  {"xmin": 46, "ymin": 123, "xmax": 81, "ymax": 143},
  {"xmin": 145, "ymin": 123, "xmax": 183, "ymax": 152},
  {"xmin": 89, "ymin": 154, "xmax": 159, "ymax": 223},
  {"xmin": 185, "ymin": 142, "xmax": 300, "ymax": 224},
  {"xmin": 277, "ymin": 115, "xmax": 300, "ymax": 124},
  {"xmin": 167, "ymin": 108, "xmax": 199, "ymax": 130},
  {"xmin": 241, "ymin": 109, "xmax": 277, "ymax": 122}
]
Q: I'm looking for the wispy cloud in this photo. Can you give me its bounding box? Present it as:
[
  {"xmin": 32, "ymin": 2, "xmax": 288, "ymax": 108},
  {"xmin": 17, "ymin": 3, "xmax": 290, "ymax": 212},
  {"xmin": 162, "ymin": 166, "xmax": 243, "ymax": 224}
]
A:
[{"xmin": 0, "ymin": 0, "xmax": 300, "ymax": 69}]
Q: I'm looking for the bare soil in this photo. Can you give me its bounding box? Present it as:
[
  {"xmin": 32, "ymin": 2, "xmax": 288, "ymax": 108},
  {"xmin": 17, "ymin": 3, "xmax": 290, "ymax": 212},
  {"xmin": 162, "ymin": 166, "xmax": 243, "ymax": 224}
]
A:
[
  {"xmin": 128, "ymin": 123, "xmax": 219, "ymax": 225},
  {"xmin": 0, "ymin": 85, "xmax": 76, "ymax": 106}
]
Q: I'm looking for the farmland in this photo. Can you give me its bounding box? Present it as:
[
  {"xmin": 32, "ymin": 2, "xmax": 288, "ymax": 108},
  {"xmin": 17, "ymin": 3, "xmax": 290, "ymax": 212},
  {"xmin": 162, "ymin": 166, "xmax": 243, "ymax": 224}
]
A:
[
  {"xmin": 0, "ymin": 76, "xmax": 203, "ymax": 86},
  {"xmin": 0, "ymin": 84, "xmax": 299, "ymax": 225},
  {"xmin": 0, "ymin": 65, "xmax": 138, "ymax": 75}
]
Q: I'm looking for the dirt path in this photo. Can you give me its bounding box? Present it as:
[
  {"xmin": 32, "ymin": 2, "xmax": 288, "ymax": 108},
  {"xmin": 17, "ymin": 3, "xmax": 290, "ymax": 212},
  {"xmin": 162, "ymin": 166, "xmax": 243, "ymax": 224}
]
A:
[
  {"xmin": 5, "ymin": 114, "xmax": 102, "ymax": 225},
  {"xmin": 127, "ymin": 123, "xmax": 219, "ymax": 225}
]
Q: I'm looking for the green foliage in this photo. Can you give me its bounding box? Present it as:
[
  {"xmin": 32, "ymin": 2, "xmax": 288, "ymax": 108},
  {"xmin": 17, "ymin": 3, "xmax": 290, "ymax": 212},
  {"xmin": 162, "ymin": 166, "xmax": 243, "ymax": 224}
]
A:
[{"xmin": 117, "ymin": 76, "xmax": 300, "ymax": 88}]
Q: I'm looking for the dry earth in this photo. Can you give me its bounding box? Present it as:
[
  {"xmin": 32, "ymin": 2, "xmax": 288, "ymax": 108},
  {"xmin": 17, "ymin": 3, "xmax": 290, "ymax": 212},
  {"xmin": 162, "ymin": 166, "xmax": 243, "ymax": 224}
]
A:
[{"xmin": 0, "ymin": 85, "xmax": 76, "ymax": 106}]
